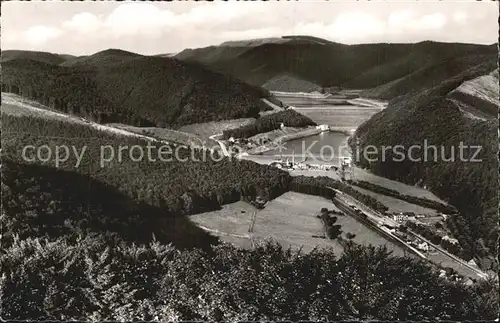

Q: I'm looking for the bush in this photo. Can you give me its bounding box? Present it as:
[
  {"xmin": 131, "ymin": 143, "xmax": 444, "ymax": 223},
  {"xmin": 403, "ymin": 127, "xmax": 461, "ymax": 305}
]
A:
[{"xmin": 2, "ymin": 236, "xmax": 497, "ymax": 321}]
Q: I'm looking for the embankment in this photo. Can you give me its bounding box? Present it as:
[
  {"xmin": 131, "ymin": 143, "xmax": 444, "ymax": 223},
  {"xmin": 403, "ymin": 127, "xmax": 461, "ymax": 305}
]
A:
[{"xmin": 247, "ymin": 127, "xmax": 323, "ymax": 155}]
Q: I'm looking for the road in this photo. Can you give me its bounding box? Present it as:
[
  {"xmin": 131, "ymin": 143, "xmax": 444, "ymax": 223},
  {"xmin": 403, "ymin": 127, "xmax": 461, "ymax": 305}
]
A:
[
  {"xmin": 330, "ymin": 186, "xmax": 488, "ymax": 280},
  {"xmin": 406, "ymin": 229, "xmax": 488, "ymax": 279},
  {"xmin": 327, "ymin": 126, "xmax": 356, "ymax": 135},
  {"xmin": 7, "ymin": 92, "xmax": 487, "ymax": 279},
  {"xmin": 346, "ymin": 98, "xmax": 387, "ymax": 109},
  {"xmin": 209, "ymin": 133, "xmax": 231, "ymax": 157},
  {"xmin": 331, "ymin": 194, "xmax": 427, "ymax": 259},
  {"xmin": 270, "ymin": 91, "xmax": 332, "ymax": 99},
  {"xmin": 2, "ymin": 93, "xmax": 165, "ymax": 144},
  {"xmin": 261, "ymin": 98, "xmax": 285, "ymax": 112}
]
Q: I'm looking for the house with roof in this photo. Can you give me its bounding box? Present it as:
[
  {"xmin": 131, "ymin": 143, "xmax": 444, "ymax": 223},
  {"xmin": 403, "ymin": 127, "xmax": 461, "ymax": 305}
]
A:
[{"xmin": 442, "ymin": 235, "xmax": 459, "ymax": 244}]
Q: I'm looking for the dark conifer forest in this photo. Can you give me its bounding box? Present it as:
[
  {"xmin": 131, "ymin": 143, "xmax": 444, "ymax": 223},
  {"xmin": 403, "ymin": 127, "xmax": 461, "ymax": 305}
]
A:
[{"xmin": 1, "ymin": 35, "xmax": 498, "ymax": 320}]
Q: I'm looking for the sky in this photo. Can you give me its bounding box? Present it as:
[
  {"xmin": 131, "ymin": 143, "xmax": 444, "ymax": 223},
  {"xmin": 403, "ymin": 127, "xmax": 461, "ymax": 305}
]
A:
[{"xmin": 2, "ymin": 1, "xmax": 498, "ymax": 55}]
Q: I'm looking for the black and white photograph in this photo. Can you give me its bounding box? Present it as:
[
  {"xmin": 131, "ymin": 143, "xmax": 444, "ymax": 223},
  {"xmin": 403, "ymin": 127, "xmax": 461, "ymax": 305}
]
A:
[{"xmin": 1, "ymin": 0, "xmax": 499, "ymax": 321}]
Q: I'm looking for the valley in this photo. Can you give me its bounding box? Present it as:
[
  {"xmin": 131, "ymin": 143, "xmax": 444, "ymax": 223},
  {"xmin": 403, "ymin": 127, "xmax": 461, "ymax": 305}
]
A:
[{"xmin": 1, "ymin": 3, "xmax": 498, "ymax": 318}]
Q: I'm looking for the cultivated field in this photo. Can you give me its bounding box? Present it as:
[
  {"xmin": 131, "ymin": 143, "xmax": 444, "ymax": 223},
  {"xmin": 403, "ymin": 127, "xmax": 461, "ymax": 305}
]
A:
[
  {"xmin": 251, "ymin": 192, "xmax": 341, "ymax": 252},
  {"xmin": 190, "ymin": 192, "xmax": 407, "ymax": 255}
]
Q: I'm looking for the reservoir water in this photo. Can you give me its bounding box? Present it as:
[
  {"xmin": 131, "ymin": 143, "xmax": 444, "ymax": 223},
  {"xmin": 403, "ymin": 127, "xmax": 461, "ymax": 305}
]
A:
[
  {"xmin": 262, "ymin": 131, "xmax": 350, "ymax": 162},
  {"xmin": 293, "ymin": 105, "xmax": 381, "ymax": 128},
  {"xmin": 244, "ymin": 94, "xmax": 384, "ymax": 165}
]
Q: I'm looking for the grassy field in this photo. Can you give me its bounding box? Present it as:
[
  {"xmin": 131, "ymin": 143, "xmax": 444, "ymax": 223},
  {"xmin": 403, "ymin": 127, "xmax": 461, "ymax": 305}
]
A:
[
  {"xmin": 292, "ymin": 167, "xmax": 445, "ymax": 205},
  {"xmin": 352, "ymin": 167, "xmax": 446, "ymax": 203},
  {"xmin": 353, "ymin": 186, "xmax": 439, "ymax": 215},
  {"xmin": 190, "ymin": 192, "xmax": 407, "ymax": 255},
  {"xmin": 178, "ymin": 118, "xmax": 255, "ymax": 138},
  {"xmin": 251, "ymin": 192, "xmax": 340, "ymax": 252},
  {"xmin": 189, "ymin": 201, "xmax": 256, "ymax": 236},
  {"xmin": 108, "ymin": 123, "xmax": 219, "ymax": 149},
  {"xmin": 248, "ymin": 126, "xmax": 306, "ymax": 143},
  {"xmin": 2, "ymin": 93, "xmax": 68, "ymax": 120}
]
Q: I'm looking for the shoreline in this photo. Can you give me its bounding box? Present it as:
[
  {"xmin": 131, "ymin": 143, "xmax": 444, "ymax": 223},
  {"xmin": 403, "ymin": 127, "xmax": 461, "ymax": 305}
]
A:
[
  {"xmin": 241, "ymin": 95, "xmax": 387, "ymax": 156},
  {"xmin": 246, "ymin": 127, "xmax": 325, "ymax": 155},
  {"xmin": 245, "ymin": 128, "xmax": 354, "ymax": 156}
]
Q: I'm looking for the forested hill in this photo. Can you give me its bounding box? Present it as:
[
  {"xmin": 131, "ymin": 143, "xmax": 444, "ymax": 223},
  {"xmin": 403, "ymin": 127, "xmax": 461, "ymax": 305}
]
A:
[
  {"xmin": 350, "ymin": 62, "xmax": 499, "ymax": 271},
  {"xmin": 59, "ymin": 48, "xmax": 141, "ymax": 67},
  {"xmin": 1, "ymin": 49, "xmax": 274, "ymax": 128},
  {"xmin": 175, "ymin": 37, "xmax": 497, "ymax": 94},
  {"xmin": 0, "ymin": 49, "xmax": 74, "ymax": 65}
]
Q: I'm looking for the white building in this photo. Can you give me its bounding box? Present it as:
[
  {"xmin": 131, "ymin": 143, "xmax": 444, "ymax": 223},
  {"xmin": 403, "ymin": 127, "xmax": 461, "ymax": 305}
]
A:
[
  {"xmin": 416, "ymin": 242, "xmax": 429, "ymax": 252},
  {"xmin": 442, "ymin": 235, "xmax": 459, "ymax": 244},
  {"xmin": 468, "ymin": 259, "xmax": 479, "ymax": 268},
  {"xmin": 392, "ymin": 214, "xmax": 416, "ymax": 222},
  {"xmin": 316, "ymin": 124, "xmax": 330, "ymax": 131}
]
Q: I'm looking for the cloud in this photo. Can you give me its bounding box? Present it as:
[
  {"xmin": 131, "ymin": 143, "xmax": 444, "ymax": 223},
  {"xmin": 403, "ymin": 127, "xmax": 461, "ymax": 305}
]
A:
[
  {"xmin": 388, "ymin": 10, "xmax": 413, "ymax": 26},
  {"xmin": 56, "ymin": 2, "xmax": 265, "ymax": 41},
  {"xmin": 103, "ymin": 3, "xmax": 176, "ymax": 37},
  {"xmin": 2, "ymin": 1, "xmax": 496, "ymax": 55},
  {"xmin": 175, "ymin": 2, "xmax": 265, "ymax": 27},
  {"xmin": 63, "ymin": 12, "xmax": 100, "ymax": 34},
  {"xmin": 453, "ymin": 11, "xmax": 467, "ymax": 24},
  {"xmin": 293, "ymin": 12, "xmax": 386, "ymax": 43},
  {"xmin": 218, "ymin": 27, "xmax": 284, "ymax": 43},
  {"xmin": 417, "ymin": 13, "xmax": 447, "ymax": 29},
  {"xmin": 331, "ymin": 12, "xmax": 386, "ymax": 39},
  {"xmin": 388, "ymin": 11, "xmax": 447, "ymax": 31},
  {"xmin": 23, "ymin": 25, "xmax": 62, "ymax": 45}
]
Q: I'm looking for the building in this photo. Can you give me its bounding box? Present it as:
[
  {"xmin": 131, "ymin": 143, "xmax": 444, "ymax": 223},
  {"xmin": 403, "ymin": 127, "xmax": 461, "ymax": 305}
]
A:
[
  {"xmin": 316, "ymin": 124, "xmax": 330, "ymax": 132},
  {"xmin": 392, "ymin": 213, "xmax": 416, "ymax": 222},
  {"xmin": 467, "ymin": 259, "xmax": 479, "ymax": 268},
  {"xmin": 442, "ymin": 235, "xmax": 459, "ymax": 244},
  {"xmin": 392, "ymin": 214, "xmax": 405, "ymax": 222},
  {"xmin": 416, "ymin": 242, "xmax": 429, "ymax": 252}
]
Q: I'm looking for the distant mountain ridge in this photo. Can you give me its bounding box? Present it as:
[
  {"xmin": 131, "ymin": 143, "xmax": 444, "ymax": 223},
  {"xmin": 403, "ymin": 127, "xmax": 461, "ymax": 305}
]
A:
[
  {"xmin": 1, "ymin": 50, "xmax": 75, "ymax": 65},
  {"xmin": 1, "ymin": 49, "xmax": 274, "ymax": 128},
  {"xmin": 175, "ymin": 37, "xmax": 497, "ymax": 94}
]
